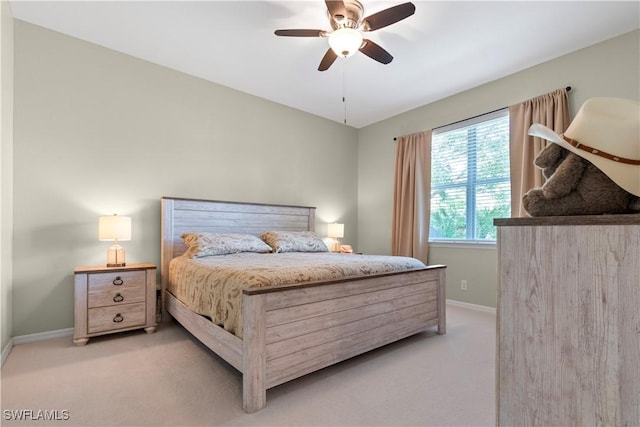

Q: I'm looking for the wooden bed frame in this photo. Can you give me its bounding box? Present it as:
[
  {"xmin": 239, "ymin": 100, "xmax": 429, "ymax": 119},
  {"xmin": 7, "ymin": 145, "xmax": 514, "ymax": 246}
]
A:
[{"xmin": 161, "ymin": 196, "xmax": 446, "ymax": 412}]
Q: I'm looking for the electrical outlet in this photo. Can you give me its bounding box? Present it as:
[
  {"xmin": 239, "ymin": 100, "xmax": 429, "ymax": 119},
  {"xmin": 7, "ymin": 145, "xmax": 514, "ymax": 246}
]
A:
[{"xmin": 461, "ymin": 280, "xmax": 468, "ymax": 291}]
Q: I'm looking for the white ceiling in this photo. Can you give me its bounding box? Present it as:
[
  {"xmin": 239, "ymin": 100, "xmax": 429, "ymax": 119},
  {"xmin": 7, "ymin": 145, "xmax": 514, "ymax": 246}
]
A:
[{"xmin": 9, "ymin": 1, "xmax": 640, "ymax": 128}]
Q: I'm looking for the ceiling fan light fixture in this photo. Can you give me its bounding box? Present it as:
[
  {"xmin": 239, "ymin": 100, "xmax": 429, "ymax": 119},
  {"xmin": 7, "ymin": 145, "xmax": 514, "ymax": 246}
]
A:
[{"xmin": 328, "ymin": 28, "xmax": 363, "ymax": 58}]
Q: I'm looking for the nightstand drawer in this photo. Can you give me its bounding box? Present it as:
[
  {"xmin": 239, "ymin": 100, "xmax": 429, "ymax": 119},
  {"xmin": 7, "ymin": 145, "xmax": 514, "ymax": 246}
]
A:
[
  {"xmin": 88, "ymin": 284, "xmax": 145, "ymax": 308},
  {"xmin": 88, "ymin": 302, "xmax": 146, "ymax": 333},
  {"xmin": 88, "ymin": 270, "xmax": 145, "ymax": 291}
]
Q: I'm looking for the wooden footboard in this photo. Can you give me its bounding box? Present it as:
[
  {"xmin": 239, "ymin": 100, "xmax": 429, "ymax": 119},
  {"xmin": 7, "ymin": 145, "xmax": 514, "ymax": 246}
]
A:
[{"xmin": 241, "ymin": 266, "xmax": 446, "ymax": 412}]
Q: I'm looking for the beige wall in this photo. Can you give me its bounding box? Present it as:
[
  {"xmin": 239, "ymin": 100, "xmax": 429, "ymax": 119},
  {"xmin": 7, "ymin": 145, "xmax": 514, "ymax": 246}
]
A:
[
  {"xmin": 12, "ymin": 21, "xmax": 358, "ymax": 336},
  {"xmin": 1, "ymin": 0, "xmax": 14, "ymax": 352},
  {"xmin": 357, "ymin": 30, "xmax": 640, "ymax": 308}
]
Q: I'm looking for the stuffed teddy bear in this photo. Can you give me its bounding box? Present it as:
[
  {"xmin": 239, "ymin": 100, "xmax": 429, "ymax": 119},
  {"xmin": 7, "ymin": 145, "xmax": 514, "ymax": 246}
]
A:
[{"xmin": 522, "ymin": 143, "xmax": 637, "ymax": 217}]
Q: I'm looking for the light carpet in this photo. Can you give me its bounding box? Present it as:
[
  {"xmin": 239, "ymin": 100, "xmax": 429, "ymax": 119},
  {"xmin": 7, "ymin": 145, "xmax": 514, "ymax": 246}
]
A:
[{"xmin": 1, "ymin": 303, "xmax": 495, "ymax": 426}]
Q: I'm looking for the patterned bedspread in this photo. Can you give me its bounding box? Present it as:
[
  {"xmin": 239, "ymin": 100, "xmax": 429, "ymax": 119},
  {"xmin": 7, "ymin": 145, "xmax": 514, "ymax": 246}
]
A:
[{"xmin": 168, "ymin": 252, "xmax": 426, "ymax": 337}]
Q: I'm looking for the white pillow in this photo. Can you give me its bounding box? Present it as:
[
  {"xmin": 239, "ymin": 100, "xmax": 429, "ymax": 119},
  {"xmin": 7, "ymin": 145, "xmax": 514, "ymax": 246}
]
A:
[
  {"xmin": 181, "ymin": 233, "xmax": 272, "ymax": 258},
  {"xmin": 260, "ymin": 231, "xmax": 329, "ymax": 253}
]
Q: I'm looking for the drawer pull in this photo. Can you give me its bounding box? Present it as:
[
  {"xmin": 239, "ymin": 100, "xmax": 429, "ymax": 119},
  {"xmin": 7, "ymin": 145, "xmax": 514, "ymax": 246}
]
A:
[
  {"xmin": 113, "ymin": 293, "xmax": 124, "ymax": 303},
  {"xmin": 112, "ymin": 277, "xmax": 124, "ymax": 286},
  {"xmin": 113, "ymin": 313, "xmax": 124, "ymax": 323}
]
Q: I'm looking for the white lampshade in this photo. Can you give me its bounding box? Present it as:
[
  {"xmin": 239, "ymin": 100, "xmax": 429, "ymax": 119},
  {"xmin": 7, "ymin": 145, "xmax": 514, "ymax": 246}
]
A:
[
  {"xmin": 99, "ymin": 214, "xmax": 131, "ymax": 267},
  {"xmin": 328, "ymin": 28, "xmax": 363, "ymax": 58},
  {"xmin": 99, "ymin": 215, "xmax": 131, "ymax": 241},
  {"xmin": 327, "ymin": 223, "xmax": 344, "ymax": 239}
]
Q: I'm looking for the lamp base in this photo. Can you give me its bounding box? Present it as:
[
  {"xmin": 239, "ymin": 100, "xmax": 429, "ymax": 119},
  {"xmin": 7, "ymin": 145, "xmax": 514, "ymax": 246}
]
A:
[{"xmin": 106, "ymin": 244, "xmax": 126, "ymax": 268}]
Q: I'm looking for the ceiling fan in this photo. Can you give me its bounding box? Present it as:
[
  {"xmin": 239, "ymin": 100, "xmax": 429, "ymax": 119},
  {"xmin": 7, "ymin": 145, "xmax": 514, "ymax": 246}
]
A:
[{"xmin": 274, "ymin": 0, "xmax": 416, "ymax": 71}]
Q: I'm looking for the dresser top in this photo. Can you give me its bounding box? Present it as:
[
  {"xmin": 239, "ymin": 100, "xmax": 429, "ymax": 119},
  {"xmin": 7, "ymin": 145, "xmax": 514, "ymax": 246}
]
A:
[{"xmin": 494, "ymin": 214, "xmax": 640, "ymax": 227}]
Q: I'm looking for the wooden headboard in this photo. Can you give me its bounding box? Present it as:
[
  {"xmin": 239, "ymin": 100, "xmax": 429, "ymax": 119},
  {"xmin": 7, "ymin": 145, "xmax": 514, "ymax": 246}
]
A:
[{"xmin": 160, "ymin": 197, "xmax": 316, "ymax": 294}]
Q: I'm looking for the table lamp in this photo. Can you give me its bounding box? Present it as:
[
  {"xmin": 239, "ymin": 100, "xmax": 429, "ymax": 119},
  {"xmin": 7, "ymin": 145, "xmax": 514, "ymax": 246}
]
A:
[
  {"xmin": 327, "ymin": 223, "xmax": 344, "ymax": 252},
  {"xmin": 98, "ymin": 214, "xmax": 131, "ymax": 267}
]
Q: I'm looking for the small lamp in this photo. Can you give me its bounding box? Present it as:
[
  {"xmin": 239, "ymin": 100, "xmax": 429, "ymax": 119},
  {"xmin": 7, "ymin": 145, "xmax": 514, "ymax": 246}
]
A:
[
  {"xmin": 98, "ymin": 214, "xmax": 131, "ymax": 267},
  {"xmin": 327, "ymin": 223, "xmax": 344, "ymax": 252}
]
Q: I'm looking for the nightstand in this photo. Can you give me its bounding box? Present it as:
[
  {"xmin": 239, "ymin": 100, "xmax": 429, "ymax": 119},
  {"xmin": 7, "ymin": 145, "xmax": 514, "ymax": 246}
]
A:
[{"xmin": 74, "ymin": 263, "xmax": 157, "ymax": 346}]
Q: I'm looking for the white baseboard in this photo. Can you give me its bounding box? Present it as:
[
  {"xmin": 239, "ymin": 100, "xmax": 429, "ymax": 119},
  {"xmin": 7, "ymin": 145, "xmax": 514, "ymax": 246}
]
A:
[
  {"xmin": 446, "ymin": 299, "xmax": 496, "ymax": 314},
  {"xmin": 2, "ymin": 328, "xmax": 74, "ymax": 366},
  {"xmin": 1, "ymin": 337, "xmax": 14, "ymax": 366},
  {"xmin": 12, "ymin": 327, "xmax": 74, "ymax": 345}
]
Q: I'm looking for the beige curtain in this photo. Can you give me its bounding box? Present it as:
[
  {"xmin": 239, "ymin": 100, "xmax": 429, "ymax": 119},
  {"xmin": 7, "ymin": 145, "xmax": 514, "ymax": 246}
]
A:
[
  {"xmin": 509, "ymin": 88, "xmax": 570, "ymax": 217},
  {"xmin": 392, "ymin": 130, "xmax": 432, "ymax": 264}
]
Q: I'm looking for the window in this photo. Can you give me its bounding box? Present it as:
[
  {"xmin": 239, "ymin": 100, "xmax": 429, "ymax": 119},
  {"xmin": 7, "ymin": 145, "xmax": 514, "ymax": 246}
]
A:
[{"xmin": 430, "ymin": 109, "xmax": 510, "ymax": 243}]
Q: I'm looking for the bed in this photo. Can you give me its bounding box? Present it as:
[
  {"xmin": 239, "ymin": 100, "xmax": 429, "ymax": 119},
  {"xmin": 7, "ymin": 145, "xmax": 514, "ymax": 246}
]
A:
[{"xmin": 161, "ymin": 196, "xmax": 446, "ymax": 412}]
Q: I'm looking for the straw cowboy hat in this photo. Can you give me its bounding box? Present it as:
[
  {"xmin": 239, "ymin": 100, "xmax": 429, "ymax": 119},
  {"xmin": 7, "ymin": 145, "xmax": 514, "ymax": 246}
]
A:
[{"xmin": 528, "ymin": 97, "xmax": 640, "ymax": 196}]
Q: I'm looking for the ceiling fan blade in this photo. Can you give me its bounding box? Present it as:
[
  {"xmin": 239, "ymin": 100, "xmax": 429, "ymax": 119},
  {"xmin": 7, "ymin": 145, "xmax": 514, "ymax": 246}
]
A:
[
  {"xmin": 318, "ymin": 48, "xmax": 338, "ymax": 71},
  {"xmin": 325, "ymin": 0, "xmax": 347, "ymax": 21},
  {"xmin": 359, "ymin": 39, "xmax": 393, "ymax": 64},
  {"xmin": 361, "ymin": 2, "xmax": 416, "ymax": 32},
  {"xmin": 274, "ymin": 29, "xmax": 326, "ymax": 37}
]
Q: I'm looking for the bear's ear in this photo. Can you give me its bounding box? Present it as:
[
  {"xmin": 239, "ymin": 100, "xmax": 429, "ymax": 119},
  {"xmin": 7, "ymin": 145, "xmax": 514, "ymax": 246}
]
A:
[{"xmin": 534, "ymin": 143, "xmax": 566, "ymax": 168}]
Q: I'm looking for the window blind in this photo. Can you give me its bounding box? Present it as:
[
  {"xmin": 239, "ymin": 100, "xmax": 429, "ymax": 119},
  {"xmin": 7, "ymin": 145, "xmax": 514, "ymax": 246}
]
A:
[{"xmin": 430, "ymin": 109, "xmax": 510, "ymax": 241}]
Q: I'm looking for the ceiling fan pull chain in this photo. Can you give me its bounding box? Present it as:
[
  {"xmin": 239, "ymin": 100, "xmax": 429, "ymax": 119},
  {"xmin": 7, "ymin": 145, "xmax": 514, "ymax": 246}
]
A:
[{"xmin": 343, "ymin": 59, "xmax": 348, "ymax": 125}]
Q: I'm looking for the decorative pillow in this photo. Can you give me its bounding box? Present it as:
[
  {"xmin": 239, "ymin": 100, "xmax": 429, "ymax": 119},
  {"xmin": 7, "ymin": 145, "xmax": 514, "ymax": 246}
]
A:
[
  {"xmin": 260, "ymin": 231, "xmax": 329, "ymax": 253},
  {"xmin": 181, "ymin": 233, "xmax": 272, "ymax": 258}
]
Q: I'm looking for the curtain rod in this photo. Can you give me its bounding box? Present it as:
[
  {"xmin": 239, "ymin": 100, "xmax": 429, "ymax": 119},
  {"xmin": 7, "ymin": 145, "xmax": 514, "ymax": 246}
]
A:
[{"xmin": 393, "ymin": 86, "xmax": 572, "ymax": 141}]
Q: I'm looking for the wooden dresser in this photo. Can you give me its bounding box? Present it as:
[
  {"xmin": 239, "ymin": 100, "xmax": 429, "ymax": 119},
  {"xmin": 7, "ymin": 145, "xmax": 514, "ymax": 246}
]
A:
[
  {"xmin": 74, "ymin": 263, "xmax": 157, "ymax": 345},
  {"xmin": 494, "ymin": 215, "xmax": 640, "ymax": 426}
]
